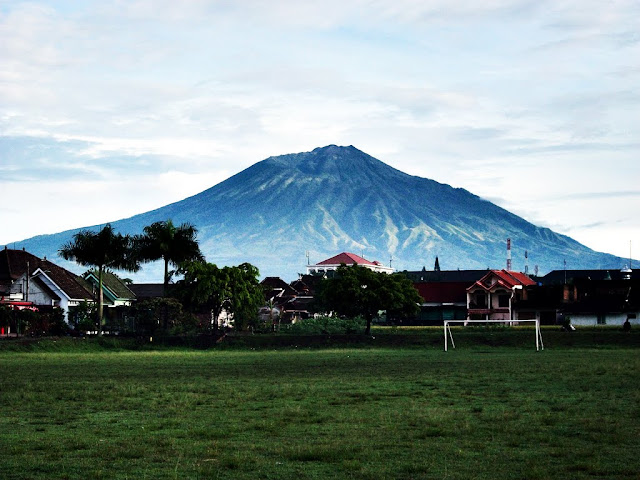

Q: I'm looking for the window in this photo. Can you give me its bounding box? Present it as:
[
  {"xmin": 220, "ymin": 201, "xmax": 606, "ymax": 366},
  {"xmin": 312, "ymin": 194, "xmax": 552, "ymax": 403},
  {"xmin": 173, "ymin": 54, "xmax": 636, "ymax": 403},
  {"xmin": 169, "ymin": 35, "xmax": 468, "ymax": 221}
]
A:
[{"xmin": 498, "ymin": 294, "xmax": 510, "ymax": 308}]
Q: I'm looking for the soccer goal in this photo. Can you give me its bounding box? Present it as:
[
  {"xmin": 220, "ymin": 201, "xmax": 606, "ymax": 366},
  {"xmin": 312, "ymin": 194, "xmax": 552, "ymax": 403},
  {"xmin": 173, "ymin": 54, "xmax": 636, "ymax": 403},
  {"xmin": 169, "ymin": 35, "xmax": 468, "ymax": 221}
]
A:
[{"xmin": 443, "ymin": 319, "xmax": 544, "ymax": 352}]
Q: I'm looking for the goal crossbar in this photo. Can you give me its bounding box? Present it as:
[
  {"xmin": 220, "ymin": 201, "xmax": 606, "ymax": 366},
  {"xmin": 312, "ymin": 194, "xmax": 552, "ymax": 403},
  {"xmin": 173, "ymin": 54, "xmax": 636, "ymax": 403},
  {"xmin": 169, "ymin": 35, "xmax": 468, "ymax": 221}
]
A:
[{"xmin": 443, "ymin": 319, "xmax": 544, "ymax": 352}]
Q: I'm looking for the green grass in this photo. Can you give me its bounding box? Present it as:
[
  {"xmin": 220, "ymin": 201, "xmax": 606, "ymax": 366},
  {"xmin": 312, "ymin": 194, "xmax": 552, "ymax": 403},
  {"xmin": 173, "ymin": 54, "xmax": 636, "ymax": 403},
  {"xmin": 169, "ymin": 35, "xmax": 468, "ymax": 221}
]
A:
[{"xmin": 1, "ymin": 344, "xmax": 638, "ymax": 479}]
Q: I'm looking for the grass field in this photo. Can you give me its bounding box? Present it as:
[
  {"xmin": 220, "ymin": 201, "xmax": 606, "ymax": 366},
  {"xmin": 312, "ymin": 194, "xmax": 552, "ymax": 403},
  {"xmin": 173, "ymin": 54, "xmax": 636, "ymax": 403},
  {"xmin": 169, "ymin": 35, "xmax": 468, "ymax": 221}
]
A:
[{"xmin": 1, "ymin": 337, "xmax": 639, "ymax": 479}]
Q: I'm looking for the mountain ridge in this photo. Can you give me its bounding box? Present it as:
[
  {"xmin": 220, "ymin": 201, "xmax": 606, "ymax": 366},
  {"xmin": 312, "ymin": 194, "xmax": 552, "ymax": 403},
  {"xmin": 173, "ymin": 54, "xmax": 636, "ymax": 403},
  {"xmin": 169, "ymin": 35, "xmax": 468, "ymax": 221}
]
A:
[{"xmin": 4, "ymin": 145, "xmax": 631, "ymax": 281}]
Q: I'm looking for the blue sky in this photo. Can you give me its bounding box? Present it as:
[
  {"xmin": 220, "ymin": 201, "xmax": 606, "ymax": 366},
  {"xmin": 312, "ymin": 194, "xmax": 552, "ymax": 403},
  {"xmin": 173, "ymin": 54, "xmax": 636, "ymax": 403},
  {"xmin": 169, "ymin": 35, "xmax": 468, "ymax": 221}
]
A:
[{"xmin": 1, "ymin": 0, "xmax": 638, "ymax": 264}]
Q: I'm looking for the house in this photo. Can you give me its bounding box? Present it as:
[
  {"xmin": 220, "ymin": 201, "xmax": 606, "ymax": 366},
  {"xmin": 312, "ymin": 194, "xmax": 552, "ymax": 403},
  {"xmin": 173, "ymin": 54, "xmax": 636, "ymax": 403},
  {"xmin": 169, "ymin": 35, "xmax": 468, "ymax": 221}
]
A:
[
  {"xmin": 402, "ymin": 268, "xmax": 488, "ymax": 325},
  {"xmin": 261, "ymin": 276, "xmax": 298, "ymax": 299},
  {"xmin": 0, "ymin": 248, "xmax": 96, "ymax": 323},
  {"xmin": 0, "ymin": 247, "xmax": 43, "ymax": 302},
  {"xmin": 259, "ymin": 275, "xmax": 319, "ymax": 325},
  {"xmin": 307, "ymin": 252, "xmax": 394, "ymax": 276},
  {"xmin": 83, "ymin": 270, "xmax": 136, "ymax": 308},
  {"xmin": 82, "ymin": 270, "xmax": 137, "ymax": 329},
  {"xmin": 466, "ymin": 270, "xmax": 536, "ymax": 321},
  {"xmin": 534, "ymin": 268, "xmax": 640, "ymax": 326},
  {"xmin": 290, "ymin": 274, "xmax": 323, "ymax": 297}
]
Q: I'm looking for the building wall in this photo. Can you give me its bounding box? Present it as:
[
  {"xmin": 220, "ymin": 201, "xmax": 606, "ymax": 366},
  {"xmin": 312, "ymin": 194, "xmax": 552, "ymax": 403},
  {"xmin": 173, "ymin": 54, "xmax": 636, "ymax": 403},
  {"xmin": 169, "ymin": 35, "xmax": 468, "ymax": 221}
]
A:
[{"xmin": 568, "ymin": 312, "xmax": 639, "ymax": 326}]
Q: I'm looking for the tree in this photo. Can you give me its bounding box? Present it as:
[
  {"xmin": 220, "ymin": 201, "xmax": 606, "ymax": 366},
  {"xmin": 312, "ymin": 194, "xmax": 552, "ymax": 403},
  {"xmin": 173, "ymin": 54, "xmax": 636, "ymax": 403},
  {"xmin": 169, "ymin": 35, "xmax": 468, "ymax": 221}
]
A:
[
  {"xmin": 226, "ymin": 263, "xmax": 264, "ymax": 331},
  {"xmin": 178, "ymin": 260, "xmax": 231, "ymax": 331},
  {"xmin": 315, "ymin": 264, "xmax": 422, "ymax": 334},
  {"xmin": 59, "ymin": 224, "xmax": 139, "ymax": 334},
  {"xmin": 136, "ymin": 219, "xmax": 203, "ymax": 297},
  {"xmin": 177, "ymin": 261, "xmax": 263, "ymax": 332}
]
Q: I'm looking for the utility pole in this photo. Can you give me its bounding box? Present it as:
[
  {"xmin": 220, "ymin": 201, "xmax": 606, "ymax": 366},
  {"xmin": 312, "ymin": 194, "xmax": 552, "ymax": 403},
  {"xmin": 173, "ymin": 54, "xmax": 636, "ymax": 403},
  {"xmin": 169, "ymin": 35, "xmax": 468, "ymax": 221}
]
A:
[{"xmin": 25, "ymin": 261, "xmax": 29, "ymax": 303}]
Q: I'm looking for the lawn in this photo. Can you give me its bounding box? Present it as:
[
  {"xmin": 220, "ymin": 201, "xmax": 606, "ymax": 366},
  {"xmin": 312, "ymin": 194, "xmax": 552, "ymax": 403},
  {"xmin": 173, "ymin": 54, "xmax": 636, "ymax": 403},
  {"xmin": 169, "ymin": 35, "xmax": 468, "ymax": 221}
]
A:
[{"xmin": 1, "ymin": 343, "xmax": 638, "ymax": 479}]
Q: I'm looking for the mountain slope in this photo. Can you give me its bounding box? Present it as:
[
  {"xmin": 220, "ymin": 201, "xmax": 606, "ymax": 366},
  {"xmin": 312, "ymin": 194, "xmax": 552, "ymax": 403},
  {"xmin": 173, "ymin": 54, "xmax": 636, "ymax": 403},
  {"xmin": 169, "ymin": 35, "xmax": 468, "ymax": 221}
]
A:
[{"xmin": 8, "ymin": 145, "xmax": 630, "ymax": 280}]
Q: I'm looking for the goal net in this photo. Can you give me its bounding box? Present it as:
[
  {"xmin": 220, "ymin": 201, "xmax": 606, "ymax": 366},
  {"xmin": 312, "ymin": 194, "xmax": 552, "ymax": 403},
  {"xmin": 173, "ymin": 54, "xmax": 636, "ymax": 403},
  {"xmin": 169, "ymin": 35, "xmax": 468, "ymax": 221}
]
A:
[{"xmin": 443, "ymin": 319, "xmax": 544, "ymax": 352}]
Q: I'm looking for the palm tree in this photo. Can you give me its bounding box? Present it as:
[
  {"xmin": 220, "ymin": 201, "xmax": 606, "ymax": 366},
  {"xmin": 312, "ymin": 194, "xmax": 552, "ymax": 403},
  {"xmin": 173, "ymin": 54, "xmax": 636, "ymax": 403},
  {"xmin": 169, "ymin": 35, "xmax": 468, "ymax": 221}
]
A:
[
  {"xmin": 59, "ymin": 224, "xmax": 139, "ymax": 334},
  {"xmin": 136, "ymin": 220, "xmax": 203, "ymax": 297}
]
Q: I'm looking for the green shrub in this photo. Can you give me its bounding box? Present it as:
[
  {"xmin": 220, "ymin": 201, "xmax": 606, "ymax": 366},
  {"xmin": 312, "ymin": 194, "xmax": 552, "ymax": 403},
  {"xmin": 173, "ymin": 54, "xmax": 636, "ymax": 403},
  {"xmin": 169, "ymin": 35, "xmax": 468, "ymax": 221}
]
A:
[{"xmin": 284, "ymin": 316, "xmax": 366, "ymax": 335}]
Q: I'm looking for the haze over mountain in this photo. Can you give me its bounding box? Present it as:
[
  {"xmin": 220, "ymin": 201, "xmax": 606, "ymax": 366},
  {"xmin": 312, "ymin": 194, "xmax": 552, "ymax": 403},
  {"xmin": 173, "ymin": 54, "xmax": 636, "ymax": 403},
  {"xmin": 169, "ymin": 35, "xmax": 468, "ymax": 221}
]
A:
[{"xmin": 6, "ymin": 145, "xmax": 631, "ymax": 281}]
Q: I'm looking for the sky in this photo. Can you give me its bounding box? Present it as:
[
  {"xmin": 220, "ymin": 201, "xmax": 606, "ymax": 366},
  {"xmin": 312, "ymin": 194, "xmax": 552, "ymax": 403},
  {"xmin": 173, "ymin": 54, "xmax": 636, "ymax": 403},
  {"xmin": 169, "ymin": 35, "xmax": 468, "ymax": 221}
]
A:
[{"xmin": 1, "ymin": 0, "xmax": 639, "ymax": 265}]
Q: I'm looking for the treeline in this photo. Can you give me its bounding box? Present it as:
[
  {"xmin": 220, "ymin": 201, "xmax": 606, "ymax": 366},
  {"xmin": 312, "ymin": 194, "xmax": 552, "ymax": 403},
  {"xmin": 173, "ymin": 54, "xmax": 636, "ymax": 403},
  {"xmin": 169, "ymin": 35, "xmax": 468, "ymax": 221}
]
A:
[
  {"xmin": 60, "ymin": 220, "xmax": 265, "ymax": 336},
  {"xmin": 2, "ymin": 220, "xmax": 424, "ymax": 338}
]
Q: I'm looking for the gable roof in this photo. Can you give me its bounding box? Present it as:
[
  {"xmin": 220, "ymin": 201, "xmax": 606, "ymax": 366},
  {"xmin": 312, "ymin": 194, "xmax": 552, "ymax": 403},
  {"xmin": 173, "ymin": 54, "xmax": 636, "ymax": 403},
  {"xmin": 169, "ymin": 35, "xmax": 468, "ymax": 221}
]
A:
[
  {"xmin": 34, "ymin": 260, "xmax": 95, "ymax": 301},
  {"xmin": 0, "ymin": 248, "xmax": 95, "ymax": 301},
  {"xmin": 468, "ymin": 270, "xmax": 535, "ymax": 292},
  {"xmin": 0, "ymin": 248, "xmax": 43, "ymax": 293},
  {"xmin": 261, "ymin": 276, "xmax": 294, "ymax": 291},
  {"xmin": 494, "ymin": 270, "xmax": 536, "ymax": 287},
  {"xmin": 261, "ymin": 276, "xmax": 298, "ymax": 299},
  {"xmin": 84, "ymin": 270, "xmax": 136, "ymax": 300},
  {"xmin": 291, "ymin": 275, "xmax": 323, "ymax": 296}
]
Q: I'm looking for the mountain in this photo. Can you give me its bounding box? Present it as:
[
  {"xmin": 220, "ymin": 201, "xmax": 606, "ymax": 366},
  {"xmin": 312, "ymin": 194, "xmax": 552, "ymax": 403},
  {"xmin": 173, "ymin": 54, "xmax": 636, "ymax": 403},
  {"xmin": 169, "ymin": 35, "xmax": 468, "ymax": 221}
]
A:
[{"xmin": 6, "ymin": 145, "xmax": 631, "ymax": 281}]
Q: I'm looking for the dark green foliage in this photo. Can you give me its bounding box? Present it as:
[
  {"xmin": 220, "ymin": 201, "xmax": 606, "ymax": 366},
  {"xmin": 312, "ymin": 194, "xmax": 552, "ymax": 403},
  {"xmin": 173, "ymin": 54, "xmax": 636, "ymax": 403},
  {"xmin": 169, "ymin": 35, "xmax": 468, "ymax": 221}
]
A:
[
  {"xmin": 59, "ymin": 224, "xmax": 140, "ymax": 332},
  {"xmin": 315, "ymin": 265, "xmax": 422, "ymax": 334},
  {"xmin": 135, "ymin": 219, "xmax": 203, "ymax": 298},
  {"xmin": 284, "ymin": 316, "xmax": 366, "ymax": 335},
  {"xmin": 177, "ymin": 261, "xmax": 263, "ymax": 332},
  {"xmin": 177, "ymin": 260, "xmax": 230, "ymax": 331},
  {"xmin": 0, "ymin": 306, "xmax": 68, "ymax": 336},
  {"xmin": 68, "ymin": 300, "xmax": 98, "ymax": 334},
  {"xmin": 127, "ymin": 297, "xmax": 198, "ymax": 336},
  {"xmin": 24, "ymin": 307, "xmax": 68, "ymax": 336},
  {"xmin": 225, "ymin": 263, "xmax": 264, "ymax": 331}
]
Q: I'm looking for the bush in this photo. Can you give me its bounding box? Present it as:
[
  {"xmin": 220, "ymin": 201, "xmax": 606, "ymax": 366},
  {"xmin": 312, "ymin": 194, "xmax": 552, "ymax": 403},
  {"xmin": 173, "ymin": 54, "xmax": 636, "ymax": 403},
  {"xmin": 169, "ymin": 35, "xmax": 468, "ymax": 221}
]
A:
[
  {"xmin": 128, "ymin": 298, "xmax": 210, "ymax": 336},
  {"xmin": 284, "ymin": 316, "xmax": 366, "ymax": 335},
  {"xmin": 69, "ymin": 301, "xmax": 98, "ymax": 334}
]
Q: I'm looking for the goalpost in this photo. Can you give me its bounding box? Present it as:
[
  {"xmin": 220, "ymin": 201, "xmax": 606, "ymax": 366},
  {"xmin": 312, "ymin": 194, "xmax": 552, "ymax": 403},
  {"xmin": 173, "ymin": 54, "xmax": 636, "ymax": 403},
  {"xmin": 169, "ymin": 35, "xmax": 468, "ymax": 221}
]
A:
[{"xmin": 443, "ymin": 319, "xmax": 544, "ymax": 352}]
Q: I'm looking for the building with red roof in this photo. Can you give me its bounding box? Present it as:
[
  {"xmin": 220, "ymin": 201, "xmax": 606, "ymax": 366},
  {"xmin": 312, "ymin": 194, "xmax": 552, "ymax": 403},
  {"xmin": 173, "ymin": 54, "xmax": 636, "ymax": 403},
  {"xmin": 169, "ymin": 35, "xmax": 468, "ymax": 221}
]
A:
[
  {"xmin": 307, "ymin": 252, "xmax": 394, "ymax": 275},
  {"xmin": 466, "ymin": 269, "xmax": 536, "ymax": 321}
]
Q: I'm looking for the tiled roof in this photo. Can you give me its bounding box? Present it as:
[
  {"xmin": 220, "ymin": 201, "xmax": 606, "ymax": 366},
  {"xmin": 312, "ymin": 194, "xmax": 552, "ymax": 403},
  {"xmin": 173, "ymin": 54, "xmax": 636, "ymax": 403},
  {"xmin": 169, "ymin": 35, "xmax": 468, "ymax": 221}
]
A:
[
  {"xmin": 493, "ymin": 270, "xmax": 536, "ymax": 287},
  {"xmin": 39, "ymin": 259, "xmax": 95, "ymax": 300},
  {"xmin": 0, "ymin": 248, "xmax": 43, "ymax": 288},
  {"xmin": 84, "ymin": 270, "xmax": 136, "ymax": 300},
  {"xmin": 261, "ymin": 276, "xmax": 292, "ymax": 290},
  {"xmin": 468, "ymin": 270, "xmax": 535, "ymax": 292},
  {"xmin": 0, "ymin": 248, "xmax": 94, "ymax": 301},
  {"xmin": 261, "ymin": 277, "xmax": 298, "ymax": 298},
  {"xmin": 128, "ymin": 283, "xmax": 165, "ymax": 299},
  {"xmin": 315, "ymin": 252, "xmax": 377, "ymax": 266},
  {"xmin": 289, "ymin": 277, "xmax": 316, "ymax": 295}
]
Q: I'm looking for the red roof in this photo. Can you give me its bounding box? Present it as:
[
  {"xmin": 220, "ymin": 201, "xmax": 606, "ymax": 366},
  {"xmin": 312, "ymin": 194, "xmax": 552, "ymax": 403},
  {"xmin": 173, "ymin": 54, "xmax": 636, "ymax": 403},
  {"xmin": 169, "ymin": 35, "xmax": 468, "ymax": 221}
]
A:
[
  {"xmin": 468, "ymin": 270, "xmax": 535, "ymax": 292},
  {"xmin": 495, "ymin": 270, "xmax": 536, "ymax": 287},
  {"xmin": 315, "ymin": 252, "xmax": 377, "ymax": 266}
]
